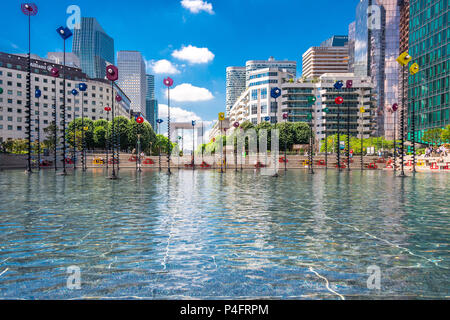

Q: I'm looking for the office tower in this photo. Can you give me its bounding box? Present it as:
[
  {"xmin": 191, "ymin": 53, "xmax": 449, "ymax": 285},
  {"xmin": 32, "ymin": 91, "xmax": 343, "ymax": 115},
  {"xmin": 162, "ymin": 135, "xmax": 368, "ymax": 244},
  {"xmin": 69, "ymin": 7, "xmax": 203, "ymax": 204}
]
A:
[
  {"xmin": 117, "ymin": 51, "xmax": 147, "ymax": 116},
  {"xmin": 348, "ymin": 22, "xmax": 356, "ymax": 73},
  {"xmin": 225, "ymin": 67, "xmax": 246, "ymax": 117},
  {"xmin": 145, "ymin": 99, "xmax": 158, "ymax": 130},
  {"xmin": 72, "ymin": 17, "xmax": 115, "ymax": 79},
  {"xmin": 146, "ymin": 74, "xmax": 155, "ymax": 100},
  {"xmin": 407, "ymin": 0, "xmax": 449, "ymax": 143},
  {"xmin": 302, "ymin": 36, "xmax": 349, "ymax": 78},
  {"xmin": 145, "ymin": 74, "xmax": 157, "ymax": 129},
  {"xmin": 46, "ymin": 52, "xmax": 80, "ymax": 68},
  {"xmin": 353, "ymin": 0, "xmax": 401, "ymax": 139}
]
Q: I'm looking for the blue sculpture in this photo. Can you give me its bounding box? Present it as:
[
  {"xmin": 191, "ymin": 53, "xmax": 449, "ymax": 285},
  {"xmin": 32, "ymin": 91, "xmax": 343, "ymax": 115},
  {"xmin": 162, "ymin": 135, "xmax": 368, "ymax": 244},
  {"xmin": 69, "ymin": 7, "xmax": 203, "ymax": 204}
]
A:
[
  {"xmin": 34, "ymin": 89, "xmax": 41, "ymax": 98},
  {"xmin": 56, "ymin": 26, "xmax": 73, "ymax": 40},
  {"xmin": 78, "ymin": 83, "xmax": 87, "ymax": 91},
  {"xmin": 270, "ymin": 87, "xmax": 281, "ymax": 99},
  {"xmin": 192, "ymin": 120, "xmax": 196, "ymax": 126},
  {"xmin": 264, "ymin": 116, "xmax": 270, "ymax": 122},
  {"xmin": 157, "ymin": 119, "xmax": 164, "ymax": 124},
  {"xmin": 334, "ymin": 80, "xmax": 344, "ymax": 90},
  {"xmin": 71, "ymin": 89, "xmax": 78, "ymax": 96}
]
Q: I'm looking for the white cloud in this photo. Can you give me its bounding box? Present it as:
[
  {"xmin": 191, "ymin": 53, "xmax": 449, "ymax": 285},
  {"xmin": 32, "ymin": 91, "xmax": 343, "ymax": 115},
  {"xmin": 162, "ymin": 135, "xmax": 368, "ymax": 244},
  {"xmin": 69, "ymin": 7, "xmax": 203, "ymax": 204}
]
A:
[
  {"xmin": 168, "ymin": 83, "xmax": 214, "ymax": 102},
  {"xmin": 158, "ymin": 104, "xmax": 202, "ymax": 123},
  {"xmin": 181, "ymin": 0, "xmax": 214, "ymax": 14},
  {"xmin": 147, "ymin": 59, "xmax": 180, "ymax": 74},
  {"xmin": 172, "ymin": 45, "xmax": 215, "ymax": 64}
]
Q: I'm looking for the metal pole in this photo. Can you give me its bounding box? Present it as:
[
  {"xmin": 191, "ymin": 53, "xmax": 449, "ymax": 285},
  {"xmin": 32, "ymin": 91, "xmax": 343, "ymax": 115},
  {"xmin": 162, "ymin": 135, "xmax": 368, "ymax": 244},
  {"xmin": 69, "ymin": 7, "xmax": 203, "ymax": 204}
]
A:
[
  {"xmin": 37, "ymin": 96, "xmax": 40, "ymax": 170},
  {"xmin": 220, "ymin": 120, "xmax": 223, "ymax": 173},
  {"xmin": 111, "ymin": 81, "xmax": 117, "ymax": 178},
  {"xmin": 192, "ymin": 124, "xmax": 195, "ymax": 170},
  {"xmin": 393, "ymin": 110, "xmax": 397, "ymax": 173},
  {"xmin": 400, "ymin": 66, "xmax": 405, "ymax": 176},
  {"xmin": 137, "ymin": 134, "xmax": 141, "ymax": 172},
  {"xmin": 167, "ymin": 86, "xmax": 171, "ymax": 174},
  {"xmin": 26, "ymin": 14, "xmax": 32, "ymax": 173},
  {"xmin": 284, "ymin": 117, "xmax": 287, "ymax": 172},
  {"xmin": 337, "ymin": 99, "xmax": 341, "ymax": 171},
  {"xmin": 73, "ymin": 98, "xmax": 76, "ymax": 170},
  {"xmin": 309, "ymin": 114, "xmax": 314, "ymax": 174},
  {"xmin": 411, "ymin": 92, "xmax": 416, "ymax": 174},
  {"xmin": 53, "ymin": 80, "xmax": 57, "ymax": 171},
  {"xmin": 105, "ymin": 110, "xmax": 109, "ymax": 170},
  {"xmin": 325, "ymin": 119, "xmax": 328, "ymax": 170},
  {"xmin": 81, "ymin": 92, "xmax": 85, "ymax": 171},
  {"xmin": 361, "ymin": 109, "xmax": 364, "ymax": 170},
  {"xmin": 158, "ymin": 122, "xmax": 161, "ymax": 171},
  {"xmin": 202, "ymin": 121, "xmax": 204, "ymax": 164},
  {"xmin": 347, "ymin": 103, "xmax": 350, "ymax": 171},
  {"xmin": 62, "ymin": 39, "xmax": 67, "ymax": 175}
]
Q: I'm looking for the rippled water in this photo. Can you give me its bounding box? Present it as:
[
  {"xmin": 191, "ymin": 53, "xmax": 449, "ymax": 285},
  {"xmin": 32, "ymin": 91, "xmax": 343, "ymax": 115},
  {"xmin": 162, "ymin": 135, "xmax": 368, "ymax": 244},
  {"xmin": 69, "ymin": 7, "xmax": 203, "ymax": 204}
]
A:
[{"xmin": 0, "ymin": 168, "xmax": 448, "ymax": 299}]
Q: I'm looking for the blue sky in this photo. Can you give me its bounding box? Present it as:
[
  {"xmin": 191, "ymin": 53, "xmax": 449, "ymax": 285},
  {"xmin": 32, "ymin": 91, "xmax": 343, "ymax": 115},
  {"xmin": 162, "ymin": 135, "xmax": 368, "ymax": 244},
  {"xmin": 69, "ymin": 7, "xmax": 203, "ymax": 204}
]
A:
[{"xmin": 1, "ymin": 0, "xmax": 358, "ymax": 125}]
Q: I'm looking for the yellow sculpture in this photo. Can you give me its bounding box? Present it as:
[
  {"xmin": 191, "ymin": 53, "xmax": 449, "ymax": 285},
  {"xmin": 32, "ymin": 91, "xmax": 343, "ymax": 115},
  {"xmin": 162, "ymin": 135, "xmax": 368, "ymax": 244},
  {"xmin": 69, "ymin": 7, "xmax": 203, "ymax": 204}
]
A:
[
  {"xmin": 218, "ymin": 112, "xmax": 225, "ymax": 121},
  {"xmin": 409, "ymin": 63, "xmax": 419, "ymax": 75},
  {"xmin": 396, "ymin": 52, "xmax": 412, "ymax": 66}
]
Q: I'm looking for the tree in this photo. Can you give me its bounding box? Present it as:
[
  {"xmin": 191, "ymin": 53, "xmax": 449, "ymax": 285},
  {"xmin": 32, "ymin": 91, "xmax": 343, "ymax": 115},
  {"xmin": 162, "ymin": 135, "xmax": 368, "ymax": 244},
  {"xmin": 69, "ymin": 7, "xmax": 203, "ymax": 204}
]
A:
[
  {"xmin": 441, "ymin": 125, "xmax": 450, "ymax": 143},
  {"xmin": 240, "ymin": 120, "xmax": 254, "ymax": 132},
  {"xmin": 67, "ymin": 118, "xmax": 95, "ymax": 149},
  {"xmin": 422, "ymin": 128, "xmax": 443, "ymax": 146},
  {"xmin": 127, "ymin": 121, "xmax": 156, "ymax": 154},
  {"xmin": 42, "ymin": 122, "xmax": 57, "ymax": 151},
  {"xmin": 110, "ymin": 116, "xmax": 131, "ymax": 151},
  {"xmin": 292, "ymin": 122, "xmax": 311, "ymax": 144},
  {"xmin": 93, "ymin": 126, "xmax": 107, "ymax": 149}
]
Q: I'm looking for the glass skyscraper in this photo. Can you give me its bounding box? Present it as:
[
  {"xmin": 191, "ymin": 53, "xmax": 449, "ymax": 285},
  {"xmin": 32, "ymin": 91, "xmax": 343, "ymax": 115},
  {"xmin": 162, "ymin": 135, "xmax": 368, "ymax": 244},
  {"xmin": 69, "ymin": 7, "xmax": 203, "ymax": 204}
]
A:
[
  {"xmin": 72, "ymin": 17, "xmax": 115, "ymax": 79},
  {"xmin": 226, "ymin": 67, "xmax": 246, "ymax": 117},
  {"xmin": 354, "ymin": 0, "xmax": 401, "ymax": 139},
  {"xmin": 407, "ymin": 0, "xmax": 449, "ymax": 143},
  {"xmin": 145, "ymin": 74, "xmax": 158, "ymax": 129},
  {"xmin": 117, "ymin": 51, "xmax": 147, "ymax": 116}
]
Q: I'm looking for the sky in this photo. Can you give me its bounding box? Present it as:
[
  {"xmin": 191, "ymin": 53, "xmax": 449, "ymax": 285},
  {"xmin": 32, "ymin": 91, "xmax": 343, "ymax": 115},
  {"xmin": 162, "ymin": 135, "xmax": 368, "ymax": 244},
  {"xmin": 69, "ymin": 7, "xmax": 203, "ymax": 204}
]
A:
[{"xmin": 1, "ymin": 0, "xmax": 359, "ymax": 148}]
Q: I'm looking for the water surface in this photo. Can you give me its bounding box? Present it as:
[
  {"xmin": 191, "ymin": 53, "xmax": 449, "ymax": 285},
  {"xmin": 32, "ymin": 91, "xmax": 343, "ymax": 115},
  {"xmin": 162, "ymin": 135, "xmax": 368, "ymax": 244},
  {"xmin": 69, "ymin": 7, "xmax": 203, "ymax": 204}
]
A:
[{"xmin": 0, "ymin": 169, "xmax": 448, "ymax": 299}]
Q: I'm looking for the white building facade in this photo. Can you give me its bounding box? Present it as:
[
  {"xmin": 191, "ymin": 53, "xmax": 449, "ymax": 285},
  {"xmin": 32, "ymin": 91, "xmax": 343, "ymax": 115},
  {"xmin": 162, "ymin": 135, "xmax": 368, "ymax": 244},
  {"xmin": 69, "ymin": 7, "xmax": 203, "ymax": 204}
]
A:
[{"xmin": 0, "ymin": 52, "xmax": 130, "ymax": 142}]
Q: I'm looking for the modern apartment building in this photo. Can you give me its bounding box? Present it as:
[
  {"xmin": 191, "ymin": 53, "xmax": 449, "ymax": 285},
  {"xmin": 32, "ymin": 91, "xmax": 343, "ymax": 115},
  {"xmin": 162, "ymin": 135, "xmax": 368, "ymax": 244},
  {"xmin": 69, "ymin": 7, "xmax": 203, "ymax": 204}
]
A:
[
  {"xmin": 407, "ymin": 0, "xmax": 449, "ymax": 143},
  {"xmin": 225, "ymin": 66, "xmax": 246, "ymax": 117},
  {"xmin": 229, "ymin": 72, "xmax": 377, "ymax": 142},
  {"xmin": 46, "ymin": 52, "xmax": 80, "ymax": 68},
  {"xmin": 117, "ymin": 51, "xmax": 146, "ymax": 117},
  {"xmin": 0, "ymin": 52, "xmax": 130, "ymax": 142},
  {"xmin": 245, "ymin": 57, "xmax": 297, "ymax": 82},
  {"xmin": 72, "ymin": 17, "xmax": 115, "ymax": 79},
  {"xmin": 229, "ymin": 68, "xmax": 294, "ymax": 126},
  {"xmin": 302, "ymin": 36, "xmax": 349, "ymax": 79},
  {"xmin": 353, "ymin": 0, "xmax": 401, "ymax": 139}
]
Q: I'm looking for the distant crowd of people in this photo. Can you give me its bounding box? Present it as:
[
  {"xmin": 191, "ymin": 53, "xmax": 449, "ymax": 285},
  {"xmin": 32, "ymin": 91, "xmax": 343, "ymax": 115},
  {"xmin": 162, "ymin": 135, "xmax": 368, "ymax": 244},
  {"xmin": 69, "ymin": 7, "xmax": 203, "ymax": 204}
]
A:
[{"xmin": 424, "ymin": 145, "xmax": 448, "ymax": 157}]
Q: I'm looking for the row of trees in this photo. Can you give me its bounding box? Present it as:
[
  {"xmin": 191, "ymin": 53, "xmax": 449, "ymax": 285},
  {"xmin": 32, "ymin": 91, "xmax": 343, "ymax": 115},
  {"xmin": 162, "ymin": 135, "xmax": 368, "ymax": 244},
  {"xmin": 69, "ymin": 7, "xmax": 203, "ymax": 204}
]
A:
[
  {"xmin": 422, "ymin": 125, "xmax": 450, "ymax": 146},
  {"xmin": 1, "ymin": 116, "xmax": 176, "ymax": 156},
  {"xmin": 197, "ymin": 120, "xmax": 312, "ymax": 154}
]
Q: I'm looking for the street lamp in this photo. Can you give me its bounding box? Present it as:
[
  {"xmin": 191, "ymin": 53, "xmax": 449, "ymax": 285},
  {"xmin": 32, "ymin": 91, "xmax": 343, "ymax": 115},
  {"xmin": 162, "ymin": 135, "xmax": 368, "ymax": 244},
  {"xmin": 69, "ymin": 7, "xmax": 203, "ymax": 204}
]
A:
[
  {"xmin": 359, "ymin": 106, "xmax": 366, "ymax": 170},
  {"xmin": 78, "ymin": 83, "xmax": 87, "ymax": 171},
  {"xmin": 156, "ymin": 118, "xmax": 164, "ymax": 171},
  {"xmin": 163, "ymin": 77, "xmax": 174, "ymax": 174},
  {"xmin": 35, "ymin": 88, "xmax": 41, "ymax": 170},
  {"xmin": 49, "ymin": 67, "xmax": 59, "ymax": 171},
  {"xmin": 135, "ymin": 116, "xmax": 144, "ymax": 172},
  {"xmin": 345, "ymin": 80, "xmax": 353, "ymax": 172},
  {"xmin": 106, "ymin": 65, "xmax": 119, "ymax": 179},
  {"xmin": 56, "ymin": 25, "xmax": 73, "ymax": 175},
  {"xmin": 21, "ymin": 3, "xmax": 38, "ymax": 173},
  {"xmin": 233, "ymin": 121, "xmax": 239, "ymax": 172},
  {"xmin": 71, "ymin": 88, "xmax": 78, "ymax": 169}
]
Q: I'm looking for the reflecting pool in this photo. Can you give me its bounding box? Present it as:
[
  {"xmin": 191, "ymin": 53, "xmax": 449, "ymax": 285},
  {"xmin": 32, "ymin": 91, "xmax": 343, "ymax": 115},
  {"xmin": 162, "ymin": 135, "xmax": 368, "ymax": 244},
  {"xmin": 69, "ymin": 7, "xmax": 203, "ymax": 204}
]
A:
[{"xmin": 0, "ymin": 169, "xmax": 448, "ymax": 299}]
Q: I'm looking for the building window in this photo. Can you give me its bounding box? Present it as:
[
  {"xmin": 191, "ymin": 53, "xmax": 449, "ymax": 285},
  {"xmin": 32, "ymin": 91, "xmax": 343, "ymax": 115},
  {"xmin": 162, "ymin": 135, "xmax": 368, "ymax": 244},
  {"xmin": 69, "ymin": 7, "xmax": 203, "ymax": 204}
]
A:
[
  {"xmin": 251, "ymin": 89, "xmax": 258, "ymax": 101},
  {"xmin": 261, "ymin": 88, "xmax": 267, "ymax": 99},
  {"xmin": 260, "ymin": 103, "xmax": 267, "ymax": 114},
  {"xmin": 270, "ymin": 102, "xmax": 277, "ymax": 113},
  {"xmin": 251, "ymin": 104, "xmax": 257, "ymax": 115}
]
